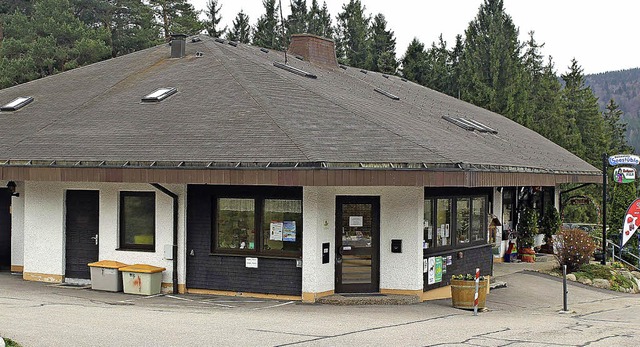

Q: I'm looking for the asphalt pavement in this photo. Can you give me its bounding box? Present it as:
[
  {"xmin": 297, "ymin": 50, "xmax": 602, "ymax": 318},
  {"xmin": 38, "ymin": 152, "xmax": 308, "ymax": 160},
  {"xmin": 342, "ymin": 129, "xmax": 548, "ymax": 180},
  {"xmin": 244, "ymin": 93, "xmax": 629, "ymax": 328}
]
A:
[{"xmin": 1, "ymin": 261, "xmax": 639, "ymax": 346}]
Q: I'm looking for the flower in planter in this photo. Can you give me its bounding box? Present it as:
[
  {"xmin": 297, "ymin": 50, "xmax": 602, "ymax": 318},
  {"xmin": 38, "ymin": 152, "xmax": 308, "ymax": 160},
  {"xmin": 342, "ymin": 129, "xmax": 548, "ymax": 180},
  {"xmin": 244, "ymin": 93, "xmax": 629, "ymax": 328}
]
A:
[{"xmin": 451, "ymin": 274, "xmax": 486, "ymax": 281}]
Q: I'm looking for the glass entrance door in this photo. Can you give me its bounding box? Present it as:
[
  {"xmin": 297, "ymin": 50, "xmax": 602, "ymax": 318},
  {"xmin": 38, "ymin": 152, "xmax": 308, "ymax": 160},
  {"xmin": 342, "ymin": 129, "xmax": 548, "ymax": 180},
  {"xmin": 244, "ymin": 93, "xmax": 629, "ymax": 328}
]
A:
[{"xmin": 335, "ymin": 196, "xmax": 380, "ymax": 293}]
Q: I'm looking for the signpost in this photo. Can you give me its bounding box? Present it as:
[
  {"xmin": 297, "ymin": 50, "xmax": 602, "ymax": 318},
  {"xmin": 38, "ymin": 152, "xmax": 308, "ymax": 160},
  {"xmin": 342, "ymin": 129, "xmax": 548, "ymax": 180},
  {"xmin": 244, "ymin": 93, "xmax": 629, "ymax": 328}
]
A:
[{"xmin": 607, "ymin": 153, "xmax": 640, "ymax": 265}]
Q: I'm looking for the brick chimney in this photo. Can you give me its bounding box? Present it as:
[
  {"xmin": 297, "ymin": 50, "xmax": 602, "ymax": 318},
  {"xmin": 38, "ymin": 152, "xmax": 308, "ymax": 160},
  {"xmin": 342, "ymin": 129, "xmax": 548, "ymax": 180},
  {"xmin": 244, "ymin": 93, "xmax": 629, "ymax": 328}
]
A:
[{"xmin": 287, "ymin": 34, "xmax": 338, "ymax": 68}]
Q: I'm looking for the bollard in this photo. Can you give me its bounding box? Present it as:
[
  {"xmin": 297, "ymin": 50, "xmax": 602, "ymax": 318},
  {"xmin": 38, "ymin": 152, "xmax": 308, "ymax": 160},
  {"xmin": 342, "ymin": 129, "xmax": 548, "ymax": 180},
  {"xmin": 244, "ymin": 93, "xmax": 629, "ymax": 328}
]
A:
[
  {"xmin": 473, "ymin": 268, "xmax": 480, "ymax": 316},
  {"xmin": 562, "ymin": 264, "xmax": 568, "ymax": 312}
]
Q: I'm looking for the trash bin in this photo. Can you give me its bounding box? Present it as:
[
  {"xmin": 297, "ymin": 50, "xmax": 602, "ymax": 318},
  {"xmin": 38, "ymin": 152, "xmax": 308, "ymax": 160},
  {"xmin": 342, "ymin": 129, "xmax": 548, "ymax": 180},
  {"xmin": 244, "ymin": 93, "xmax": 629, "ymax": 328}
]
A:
[
  {"xmin": 87, "ymin": 260, "xmax": 129, "ymax": 292},
  {"xmin": 119, "ymin": 264, "xmax": 166, "ymax": 295}
]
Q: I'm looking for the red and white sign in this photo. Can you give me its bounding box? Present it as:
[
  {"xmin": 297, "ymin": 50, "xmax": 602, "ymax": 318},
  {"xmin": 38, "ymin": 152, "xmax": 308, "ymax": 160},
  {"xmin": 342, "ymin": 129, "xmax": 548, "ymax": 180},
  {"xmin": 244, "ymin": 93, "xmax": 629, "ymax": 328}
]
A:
[{"xmin": 622, "ymin": 199, "xmax": 640, "ymax": 247}]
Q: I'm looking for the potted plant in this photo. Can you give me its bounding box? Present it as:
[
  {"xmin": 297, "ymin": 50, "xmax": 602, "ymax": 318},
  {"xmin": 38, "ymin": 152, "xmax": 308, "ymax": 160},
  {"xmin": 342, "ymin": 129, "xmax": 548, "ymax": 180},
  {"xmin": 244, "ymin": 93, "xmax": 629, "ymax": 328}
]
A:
[
  {"xmin": 517, "ymin": 206, "xmax": 538, "ymax": 262},
  {"xmin": 450, "ymin": 274, "xmax": 489, "ymax": 309},
  {"xmin": 539, "ymin": 206, "xmax": 561, "ymax": 254}
]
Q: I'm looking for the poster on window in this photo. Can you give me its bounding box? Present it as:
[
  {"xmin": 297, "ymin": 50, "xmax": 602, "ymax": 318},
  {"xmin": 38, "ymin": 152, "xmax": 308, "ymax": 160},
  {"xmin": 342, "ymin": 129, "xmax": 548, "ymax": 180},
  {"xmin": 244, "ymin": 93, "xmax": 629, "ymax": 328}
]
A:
[
  {"xmin": 270, "ymin": 222, "xmax": 283, "ymax": 241},
  {"xmin": 282, "ymin": 221, "xmax": 296, "ymax": 242},
  {"xmin": 349, "ymin": 216, "xmax": 363, "ymax": 227},
  {"xmin": 435, "ymin": 257, "xmax": 443, "ymax": 283},
  {"xmin": 423, "ymin": 258, "xmax": 428, "ymax": 273},
  {"xmin": 427, "ymin": 257, "xmax": 435, "ymax": 284}
]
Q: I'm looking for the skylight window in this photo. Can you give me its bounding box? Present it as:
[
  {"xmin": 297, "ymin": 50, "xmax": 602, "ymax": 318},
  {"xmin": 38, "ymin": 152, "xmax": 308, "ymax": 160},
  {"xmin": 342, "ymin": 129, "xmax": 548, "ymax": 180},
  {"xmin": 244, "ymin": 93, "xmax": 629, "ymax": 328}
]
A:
[
  {"xmin": 142, "ymin": 87, "xmax": 177, "ymax": 102},
  {"xmin": 442, "ymin": 115, "xmax": 497, "ymax": 134},
  {"xmin": 273, "ymin": 62, "xmax": 317, "ymax": 79},
  {"xmin": 1, "ymin": 96, "xmax": 33, "ymax": 111}
]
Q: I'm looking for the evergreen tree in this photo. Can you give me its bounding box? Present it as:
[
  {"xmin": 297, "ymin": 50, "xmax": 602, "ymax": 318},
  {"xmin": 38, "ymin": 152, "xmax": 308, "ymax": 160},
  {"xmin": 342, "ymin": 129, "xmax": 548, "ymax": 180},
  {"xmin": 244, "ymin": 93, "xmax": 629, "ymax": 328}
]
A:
[
  {"xmin": 0, "ymin": 0, "xmax": 111, "ymax": 87},
  {"xmin": 603, "ymin": 99, "xmax": 633, "ymax": 154},
  {"xmin": 366, "ymin": 13, "xmax": 397, "ymax": 74},
  {"xmin": 423, "ymin": 34, "xmax": 450, "ymax": 93},
  {"xmin": 448, "ymin": 34, "xmax": 464, "ymax": 98},
  {"xmin": 252, "ymin": 0, "xmax": 281, "ymax": 50},
  {"xmin": 334, "ymin": 0, "xmax": 369, "ymax": 68},
  {"xmin": 307, "ymin": 0, "xmax": 332, "ymax": 38},
  {"xmin": 561, "ymin": 59, "xmax": 607, "ymax": 166},
  {"xmin": 400, "ymin": 37, "xmax": 427, "ymax": 85},
  {"xmin": 286, "ymin": 0, "xmax": 307, "ymax": 42},
  {"xmin": 225, "ymin": 10, "xmax": 250, "ymax": 44},
  {"xmin": 458, "ymin": 0, "xmax": 528, "ymax": 125},
  {"xmin": 204, "ymin": 0, "xmax": 226, "ymax": 38},
  {"xmin": 148, "ymin": 0, "xmax": 203, "ymax": 39}
]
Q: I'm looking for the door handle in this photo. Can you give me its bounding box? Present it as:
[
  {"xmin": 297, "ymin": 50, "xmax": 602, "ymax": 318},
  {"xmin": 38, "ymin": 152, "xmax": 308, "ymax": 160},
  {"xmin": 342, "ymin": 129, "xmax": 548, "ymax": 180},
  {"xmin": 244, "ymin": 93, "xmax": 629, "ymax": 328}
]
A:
[
  {"xmin": 90, "ymin": 234, "xmax": 98, "ymax": 245},
  {"xmin": 336, "ymin": 247, "xmax": 343, "ymax": 264}
]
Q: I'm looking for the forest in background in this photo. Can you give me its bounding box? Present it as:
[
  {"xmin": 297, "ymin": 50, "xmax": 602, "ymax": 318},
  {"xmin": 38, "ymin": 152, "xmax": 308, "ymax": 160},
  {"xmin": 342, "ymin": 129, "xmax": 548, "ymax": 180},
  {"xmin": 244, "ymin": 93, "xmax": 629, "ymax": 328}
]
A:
[{"xmin": 1, "ymin": 0, "xmax": 638, "ymax": 231}]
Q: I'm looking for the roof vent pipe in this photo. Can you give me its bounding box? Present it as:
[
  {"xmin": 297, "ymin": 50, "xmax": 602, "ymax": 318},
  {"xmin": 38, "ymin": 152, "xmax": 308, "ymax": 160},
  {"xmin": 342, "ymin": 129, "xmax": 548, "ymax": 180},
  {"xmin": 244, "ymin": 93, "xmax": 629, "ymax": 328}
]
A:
[{"xmin": 170, "ymin": 33, "xmax": 188, "ymax": 58}]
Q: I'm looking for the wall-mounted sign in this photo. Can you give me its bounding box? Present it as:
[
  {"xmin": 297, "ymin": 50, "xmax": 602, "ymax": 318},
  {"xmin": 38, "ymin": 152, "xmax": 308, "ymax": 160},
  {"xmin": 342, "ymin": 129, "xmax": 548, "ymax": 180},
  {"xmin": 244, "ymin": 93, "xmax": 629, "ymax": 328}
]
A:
[
  {"xmin": 435, "ymin": 257, "xmax": 443, "ymax": 283},
  {"xmin": 609, "ymin": 154, "xmax": 640, "ymax": 166},
  {"xmin": 614, "ymin": 167, "xmax": 636, "ymax": 183},
  {"xmin": 622, "ymin": 199, "xmax": 640, "ymax": 247},
  {"xmin": 427, "ymin": 257, "xmax": 435, "ymax": 284},
  {"xmin": 245, "ymin": 257, "xmax": 258, "ymax": 268}
]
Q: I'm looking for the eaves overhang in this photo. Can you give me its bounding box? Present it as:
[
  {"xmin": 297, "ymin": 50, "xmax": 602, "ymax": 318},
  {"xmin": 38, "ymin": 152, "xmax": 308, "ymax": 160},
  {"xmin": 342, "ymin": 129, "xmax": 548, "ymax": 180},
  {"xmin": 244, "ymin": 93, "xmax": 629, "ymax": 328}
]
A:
[{"xmin": 0, "ymin": 159, "xmax": 602, "ymax": 187}]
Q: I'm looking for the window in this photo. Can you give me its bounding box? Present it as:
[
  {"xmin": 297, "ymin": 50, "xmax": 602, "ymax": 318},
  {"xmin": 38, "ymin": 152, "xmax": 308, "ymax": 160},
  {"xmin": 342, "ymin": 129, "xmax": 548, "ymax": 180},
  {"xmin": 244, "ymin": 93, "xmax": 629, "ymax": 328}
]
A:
[
  {"xmin": 424, "ymin": 193, "xmax": 488, "ymax": 250},
  {"xmin": 1, "ymin": 96, "xmax": 33, "ymax": 111},
  {"xmin": 142, "ymin": 87, "xmax": 177, "ymax": 102},
  {"xmin": 120, "ymin": 192, "xmax": 155, "ymax": 250},
  {"xmin": 216, "ymin": 198, "xmax": 256, "ymax": 251},
  {"xmin": 212, "ymin": 190, "xmax": 302, "ymax": 256}
]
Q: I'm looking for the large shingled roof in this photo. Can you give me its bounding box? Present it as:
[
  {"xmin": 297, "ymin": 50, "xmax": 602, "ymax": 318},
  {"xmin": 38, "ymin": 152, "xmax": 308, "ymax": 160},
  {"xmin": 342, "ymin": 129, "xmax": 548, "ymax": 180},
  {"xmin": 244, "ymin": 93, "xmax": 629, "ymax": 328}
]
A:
[{"xmin": 0, "ymin": 35, "xmax": 599, "ymax": 177}]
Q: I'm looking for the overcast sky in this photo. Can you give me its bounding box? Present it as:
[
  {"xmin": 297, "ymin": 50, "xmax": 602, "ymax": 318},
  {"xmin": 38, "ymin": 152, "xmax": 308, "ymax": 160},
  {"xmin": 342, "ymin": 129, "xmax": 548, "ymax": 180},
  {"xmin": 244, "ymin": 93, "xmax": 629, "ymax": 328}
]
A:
[{"xmin": 190, "ymin": 0, "xmax": 639, "ymax": 75}]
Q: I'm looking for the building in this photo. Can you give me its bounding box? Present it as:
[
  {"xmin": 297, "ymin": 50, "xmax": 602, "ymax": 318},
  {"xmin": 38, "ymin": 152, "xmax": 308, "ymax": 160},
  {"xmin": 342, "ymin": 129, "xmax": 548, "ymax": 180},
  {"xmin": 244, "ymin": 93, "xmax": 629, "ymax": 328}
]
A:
[{"xmin": 0, "ymin": 34, "xmax": 600, "ymax": 302}]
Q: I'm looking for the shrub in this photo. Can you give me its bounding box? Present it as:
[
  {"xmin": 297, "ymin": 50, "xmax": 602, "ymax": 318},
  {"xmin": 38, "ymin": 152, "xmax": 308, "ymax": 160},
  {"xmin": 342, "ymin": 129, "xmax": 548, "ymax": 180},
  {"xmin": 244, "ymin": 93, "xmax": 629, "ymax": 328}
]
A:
[
  {"xmin": 540, "ymin": 206, "xmax": 561, "ymax": 239},
  {"xmin": 517, "ymin": 207, "xmax": 538, "ymax": 248},
  {"xmin": 555, "ymin": 228, "xmax": 597, "ymax": 272}
]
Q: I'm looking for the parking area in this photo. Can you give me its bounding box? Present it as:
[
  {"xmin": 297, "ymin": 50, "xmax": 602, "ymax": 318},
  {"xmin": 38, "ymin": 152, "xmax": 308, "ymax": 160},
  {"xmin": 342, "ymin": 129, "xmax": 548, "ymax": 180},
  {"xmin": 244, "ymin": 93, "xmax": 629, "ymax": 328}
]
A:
[{"xmin": 2, "ymin": 266, "xmax": 640, "ymax": 346}]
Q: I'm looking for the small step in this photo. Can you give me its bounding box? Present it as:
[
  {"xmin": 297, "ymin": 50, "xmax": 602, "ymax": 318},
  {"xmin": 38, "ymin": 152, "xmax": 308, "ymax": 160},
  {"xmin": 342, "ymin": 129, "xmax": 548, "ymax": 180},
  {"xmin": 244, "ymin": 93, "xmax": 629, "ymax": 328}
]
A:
[{"xmin": 317, "ymin": 294, "xmax": 420, "ymax": 305}]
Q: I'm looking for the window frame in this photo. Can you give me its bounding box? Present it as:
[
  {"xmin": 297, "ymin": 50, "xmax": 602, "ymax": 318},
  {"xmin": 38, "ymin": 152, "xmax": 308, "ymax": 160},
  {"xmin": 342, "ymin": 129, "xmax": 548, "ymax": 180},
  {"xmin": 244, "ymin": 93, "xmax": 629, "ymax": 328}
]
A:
[
  {"xmin": 119, "ymin": 191, "xmax": 156, "ymax": 251},
  {"xmin": 211, "ymin": 187, "xmax": 303, "ymax": 258},
  {"xmin": 424, "ymin": 188, "xmax": 490, "ymax": 254}
]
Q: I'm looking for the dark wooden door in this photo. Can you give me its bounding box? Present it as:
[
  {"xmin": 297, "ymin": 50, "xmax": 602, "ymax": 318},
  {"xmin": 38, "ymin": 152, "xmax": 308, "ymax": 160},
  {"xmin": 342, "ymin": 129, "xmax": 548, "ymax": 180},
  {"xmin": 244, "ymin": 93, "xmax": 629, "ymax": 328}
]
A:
[
  {"xmin": 335, "ymin": 196, "xmax": 380, "ymax": 293},
  {"xmin": 0, "ymin": 188, "xmax": 11, "ymax": 270},
  {"xmin": 65, "ymin": 190, "xmax": 99, "ymax": 279}
]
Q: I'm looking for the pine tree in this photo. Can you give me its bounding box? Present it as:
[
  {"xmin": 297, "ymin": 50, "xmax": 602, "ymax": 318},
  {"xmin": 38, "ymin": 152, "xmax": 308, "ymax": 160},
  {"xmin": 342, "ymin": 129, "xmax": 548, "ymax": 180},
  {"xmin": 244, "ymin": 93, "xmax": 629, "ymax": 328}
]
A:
[
  {"xmin": 561, "ymin": 59, "xmax": 607, "ymax": 166},
  {"xmin": 204, "ymin": 0, "xmax": 225, "ymax": 38},
  {"xmin": 458, "ymin": 0, "xmax": 528, "ymax": 124},
  {"xmin": 334, "ymin": 0, "xmax": 369, "ymax": 68},
  {"xmin": 423, "ymin": 34, "xmax": 450, "ymax": 93},
  {"xmin": 252, "ymin": 0, "xmax": 281, "ymax": 50},
  {"xmin": 603, "ymin": 99, "xmax": 633, "ymax": 154},
  {"xmin": 307, "ymin": 0, "xmax": 332, "ymax": 38},
  {"xmin": 286, "ymin": 0, "xmax": 307, "ymax": 42},
  {"xmin": 366, "ymin": 13, "xmax": 397, "ymax": 74},
  {"xmin": 148, "ymin": 0, "xmax": 203, "ymax": 39},
  {"xmin": 400, "ymin": 37, "xmax": 427, "ymax": 85},
  {"xmin": 225, "ymin": 10, "xmax": 250, "ymax": 44},
  {"xmin": 109, "ymin": 0, "xmax": 160, "ymax": 57},
  {"xmin": 448, "ymin": 34, "xmax": 464, "ymax": 98}
]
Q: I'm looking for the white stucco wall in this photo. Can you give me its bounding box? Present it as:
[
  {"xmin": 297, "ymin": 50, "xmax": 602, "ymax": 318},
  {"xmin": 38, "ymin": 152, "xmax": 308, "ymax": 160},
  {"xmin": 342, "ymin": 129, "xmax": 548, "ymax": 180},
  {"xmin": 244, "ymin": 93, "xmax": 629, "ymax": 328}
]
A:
[
  {"xmin": 22, "ymin": 181, "xmax": 186, "ymax": 285},
  {"xmin": 302, "ymin": 186, "xmax": 423, "ymax": 294}
]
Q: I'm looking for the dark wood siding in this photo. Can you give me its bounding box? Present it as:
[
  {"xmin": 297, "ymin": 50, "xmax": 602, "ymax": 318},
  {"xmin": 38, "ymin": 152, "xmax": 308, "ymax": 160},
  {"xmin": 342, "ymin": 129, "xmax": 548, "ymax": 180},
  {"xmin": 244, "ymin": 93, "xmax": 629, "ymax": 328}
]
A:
[
  {"xmin": 423, "ymin": 244, "xmax": 492, "ymax": 291},
  {"xmin": 186, "ymin": 185, "xmax": 302, "ymax": 296},
  {"xmin": 0, "ymin": 189, "xmax": 11, "ymax": 270}
]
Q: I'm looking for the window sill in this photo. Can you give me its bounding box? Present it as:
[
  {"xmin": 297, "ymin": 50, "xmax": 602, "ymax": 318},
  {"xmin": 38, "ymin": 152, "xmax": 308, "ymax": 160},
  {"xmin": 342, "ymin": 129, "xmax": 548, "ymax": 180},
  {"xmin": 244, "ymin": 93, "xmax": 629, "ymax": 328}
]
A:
[
  {"xmin": 209, "ymin": 252, "xmax": 301, "ymax": 260},
  {"xmin": 116, "ymin": 248, "xmax": 156, "ymax": 253}
]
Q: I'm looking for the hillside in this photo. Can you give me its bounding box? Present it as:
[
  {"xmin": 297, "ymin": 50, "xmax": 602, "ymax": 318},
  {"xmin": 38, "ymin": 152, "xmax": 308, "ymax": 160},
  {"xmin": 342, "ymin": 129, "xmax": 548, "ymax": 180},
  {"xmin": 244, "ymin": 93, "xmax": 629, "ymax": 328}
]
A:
[{"xmin": 585, "ymin": 68, "xmax": 640, "ymax": 153}]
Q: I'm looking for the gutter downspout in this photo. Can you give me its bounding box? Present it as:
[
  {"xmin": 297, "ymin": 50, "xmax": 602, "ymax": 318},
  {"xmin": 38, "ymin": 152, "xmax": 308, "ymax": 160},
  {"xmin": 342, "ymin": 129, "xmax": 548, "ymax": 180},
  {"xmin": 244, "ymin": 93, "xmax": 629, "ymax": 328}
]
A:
[{"xmin": 151, "ymin": 183, "xmax": 179, "ymax": 294}]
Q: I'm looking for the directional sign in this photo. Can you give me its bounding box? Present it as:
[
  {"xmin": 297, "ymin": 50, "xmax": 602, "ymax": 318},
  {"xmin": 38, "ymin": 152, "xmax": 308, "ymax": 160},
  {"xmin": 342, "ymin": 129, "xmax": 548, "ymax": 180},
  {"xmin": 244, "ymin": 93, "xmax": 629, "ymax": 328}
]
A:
[
  {"xmin": 613, "ymin": 167, "xmax": 636, "ymax": 184},
  {"xmin": 622, "ymin": 199, "xmax": 640, "ymax": 247},
  {"xmin": 609, "ymin": 154, "xmax": 640, "ymax": 166}
]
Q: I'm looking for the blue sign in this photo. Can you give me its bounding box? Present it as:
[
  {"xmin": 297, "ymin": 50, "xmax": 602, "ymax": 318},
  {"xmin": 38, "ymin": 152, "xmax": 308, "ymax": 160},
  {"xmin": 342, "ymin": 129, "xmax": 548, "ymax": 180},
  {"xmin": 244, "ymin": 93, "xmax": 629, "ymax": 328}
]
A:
[{"xmin": 609, "ymin": 154, "xmax": 640, "ymax": 166}]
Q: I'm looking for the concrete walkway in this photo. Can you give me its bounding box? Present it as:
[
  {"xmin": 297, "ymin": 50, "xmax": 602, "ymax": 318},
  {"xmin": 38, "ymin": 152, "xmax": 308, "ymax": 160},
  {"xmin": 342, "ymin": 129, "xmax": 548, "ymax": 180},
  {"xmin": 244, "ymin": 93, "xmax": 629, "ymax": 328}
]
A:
[{"xmin": 1, "ymin": 266, "xmax": 639, "ymax": 346}]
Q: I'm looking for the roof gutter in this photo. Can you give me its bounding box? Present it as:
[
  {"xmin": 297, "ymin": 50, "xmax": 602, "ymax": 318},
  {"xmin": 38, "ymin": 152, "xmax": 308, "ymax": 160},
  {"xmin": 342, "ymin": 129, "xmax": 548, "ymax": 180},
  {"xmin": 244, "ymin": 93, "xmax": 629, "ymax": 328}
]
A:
[{"xmin": 151, "ymin": 183, "xmax": 179, "ymax": 294}]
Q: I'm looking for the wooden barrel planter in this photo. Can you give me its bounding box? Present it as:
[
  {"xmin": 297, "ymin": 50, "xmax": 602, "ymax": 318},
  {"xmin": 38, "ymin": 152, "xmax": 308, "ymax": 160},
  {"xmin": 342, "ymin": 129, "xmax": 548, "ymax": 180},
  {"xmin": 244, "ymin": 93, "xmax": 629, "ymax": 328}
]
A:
[{"xmin": 450, "ymin": 279, "xmax": 489, "ymax": 309}]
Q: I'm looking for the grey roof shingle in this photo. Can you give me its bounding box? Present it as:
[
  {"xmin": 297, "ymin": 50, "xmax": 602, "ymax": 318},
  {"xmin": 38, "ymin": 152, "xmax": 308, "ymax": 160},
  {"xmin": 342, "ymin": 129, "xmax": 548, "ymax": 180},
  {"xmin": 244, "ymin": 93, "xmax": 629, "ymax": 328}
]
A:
[{"xmin": 0, "ymin": 36, "xmax": 599, "ymax": 175}]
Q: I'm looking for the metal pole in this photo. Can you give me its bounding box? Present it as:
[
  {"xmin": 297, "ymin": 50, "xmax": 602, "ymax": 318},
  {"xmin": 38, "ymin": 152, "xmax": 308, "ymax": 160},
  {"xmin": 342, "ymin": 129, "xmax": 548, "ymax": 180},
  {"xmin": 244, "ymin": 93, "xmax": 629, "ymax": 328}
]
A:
[
  {"xmin": 602, "ymin": 153, "xmax": 607, "ymax": 265},
  {"xmin": 473, "ymin": 268, "xmax": 479, "ymax": 316},
  {"xmin": 562, "ymin": 265, "xmax": 568, "ymax": 312}
]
